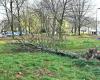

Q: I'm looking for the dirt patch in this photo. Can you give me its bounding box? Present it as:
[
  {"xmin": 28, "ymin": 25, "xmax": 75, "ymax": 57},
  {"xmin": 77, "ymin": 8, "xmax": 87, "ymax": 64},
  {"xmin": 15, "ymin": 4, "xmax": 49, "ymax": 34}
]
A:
[{"xmin": 34, "ymin": 68, "xmax": 56, "ymax": 77}]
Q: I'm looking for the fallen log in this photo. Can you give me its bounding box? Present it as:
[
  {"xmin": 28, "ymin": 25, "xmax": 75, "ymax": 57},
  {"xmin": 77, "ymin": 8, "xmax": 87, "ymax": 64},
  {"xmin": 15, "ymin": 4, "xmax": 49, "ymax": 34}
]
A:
[
  {"xmin": 11, "ymin": 42, "xmax": 81, "ymax": 59},
  {"xmin": 24, "ymin": 44, "xmax": 81, "ymax": 58},
  {"xmin": 21, "ymin": 43, "xmax": 100, "ymax": 60}
]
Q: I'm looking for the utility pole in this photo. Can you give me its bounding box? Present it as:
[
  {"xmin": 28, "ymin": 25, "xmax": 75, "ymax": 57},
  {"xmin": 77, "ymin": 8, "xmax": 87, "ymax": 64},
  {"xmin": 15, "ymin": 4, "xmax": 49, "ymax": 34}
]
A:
[{"xmin": 96, "ymin": 8, "xmax": 100, "ymax": 35}]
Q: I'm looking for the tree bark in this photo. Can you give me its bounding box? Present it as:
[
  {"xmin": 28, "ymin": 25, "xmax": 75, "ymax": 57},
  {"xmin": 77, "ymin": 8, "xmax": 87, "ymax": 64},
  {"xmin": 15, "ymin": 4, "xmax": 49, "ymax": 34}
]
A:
[{"xmin": 10, "ymin": 0, "xmax": 14, "ymax": 39}]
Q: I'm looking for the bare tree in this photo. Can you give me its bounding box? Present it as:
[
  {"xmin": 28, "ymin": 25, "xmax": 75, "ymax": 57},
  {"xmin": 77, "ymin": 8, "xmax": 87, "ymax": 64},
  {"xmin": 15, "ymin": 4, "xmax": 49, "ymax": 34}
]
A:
[
  {"xmin": 40, "ymin": 0, "xmax": 72, "ymax": 39},
  {"xmin": 0, "ymin": 0, "xmax": 14, "ymax": 38},
  {"xmin": 67, "ymin": 0, "xmax": 92, "ymax": 35},
  {"xmin": 15, "ymin": 0, "xmax": 27, "ymax": 36}
]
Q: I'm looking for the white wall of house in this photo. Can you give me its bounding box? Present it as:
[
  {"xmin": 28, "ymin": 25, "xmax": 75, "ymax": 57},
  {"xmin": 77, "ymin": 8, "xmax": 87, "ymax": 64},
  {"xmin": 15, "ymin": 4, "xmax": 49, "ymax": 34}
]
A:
[
  {"xmin": 81, "ymin": 27, "xmax": 96, "ymax": 35},
  {"xmin": 97, "ymin": 24, "xmax": 100, "ymax": 35}
]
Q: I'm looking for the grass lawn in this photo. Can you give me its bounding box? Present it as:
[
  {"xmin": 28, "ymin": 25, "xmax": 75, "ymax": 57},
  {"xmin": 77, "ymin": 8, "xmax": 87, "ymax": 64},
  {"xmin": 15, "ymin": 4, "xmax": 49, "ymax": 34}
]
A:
[
  {"xmin": 0, "ymin": 36, "xmax": 100, "ymax": 80},
  {"xmin": 37, "ymin": 35, "xmax": 100, "ymax": 53},
  {"xmin": 0, "ymin": 52, "xmax": 100, "ymax": 80},
  {"xmin": 1, "ymin": 35, "xmax": 100, "ymax": 52},
  {"xmin": 58, "ymin": 36, "xmax": 100, "ymax": 49},
  {"xmin": 51, "ymin": 36, "xmax": 100, "ymax": 53}
]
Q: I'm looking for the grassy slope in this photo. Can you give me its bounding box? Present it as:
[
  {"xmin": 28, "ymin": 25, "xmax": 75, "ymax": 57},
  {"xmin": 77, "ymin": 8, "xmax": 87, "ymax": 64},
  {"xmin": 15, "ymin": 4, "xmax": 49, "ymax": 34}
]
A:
[
  {"xmin": 52, "ymin": 36, "xmax": 100, "ymax": 54},
  {"xmin": 1, "ymin": 36, "xmax": 100, "ymax": 52},
  {"xmin": 57, "ymin": 36, "xmax": 100, "ymax": 49},
  {"xmin": 39, "ymin": 35, "xmax": 100, "ymax": 53},
  {"xmin": 0, "ymin": 36, "xmax": 100, "ymax": 80},
  {"xmin": 0, "ymin": 52, "xmax": 100, "ymax": 80}
]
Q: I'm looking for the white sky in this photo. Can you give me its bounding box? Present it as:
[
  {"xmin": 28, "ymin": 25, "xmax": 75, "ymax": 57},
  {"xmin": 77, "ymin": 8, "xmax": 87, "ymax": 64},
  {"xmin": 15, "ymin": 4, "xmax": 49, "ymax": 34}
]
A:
[
  {"xmin": 0, "ymin": 0, "xmax": 100, "ymax": 21},
  {"xmin": 0, "ymin": 6, "xmax": 5, "ymax": 21},
  {"xmin": 94, "ymin": 0, "xmax": 100, "ymax": 20},
  {"xmin": 95, "ymin": 0, "xmax": 100, "ymax": 8}
]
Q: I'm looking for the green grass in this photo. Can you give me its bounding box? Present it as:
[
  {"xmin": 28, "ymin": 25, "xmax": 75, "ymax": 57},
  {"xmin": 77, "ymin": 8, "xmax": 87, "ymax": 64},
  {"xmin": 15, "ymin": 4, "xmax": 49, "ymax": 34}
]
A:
[
  {"xmin": 57, "ymin": 36, "xmax": 100, "ymax": 50},
  {"xmin": 0, "ymin": 52, "xmax": 100, "ymax": 80},
  {"xmin": 48, "ymin": 36, "xmax": 100, "ymax": 54},
  {"xmin": 0, "ymin": 36, "xmax": 100, "ymax": 80},
  {"xmin": 36, "ymin": 36, "xmax": 100, "ymax": 52}
]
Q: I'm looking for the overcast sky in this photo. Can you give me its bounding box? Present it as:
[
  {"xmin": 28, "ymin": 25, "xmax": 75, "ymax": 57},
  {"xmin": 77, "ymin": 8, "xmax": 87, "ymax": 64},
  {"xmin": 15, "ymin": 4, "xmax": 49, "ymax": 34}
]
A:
[
  {"xmin": 95, "ymin": 0, "xmax": 100, "ymax": 8},
  {"xmin": 0, "ymin": 0, "xmax": 100, "ymax": 21},
  {"xmin": 93, "ymin": 0, "xmax": 100, "ymax": 20}
]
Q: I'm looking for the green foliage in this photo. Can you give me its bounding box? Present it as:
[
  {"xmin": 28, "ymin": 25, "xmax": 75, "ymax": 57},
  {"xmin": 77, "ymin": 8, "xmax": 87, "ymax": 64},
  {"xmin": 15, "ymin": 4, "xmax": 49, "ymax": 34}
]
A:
[
  {"xmin": 0, "ymin": 50, "xmax": 99, "ymax": 80},
  {"xmin": 0, "ymin": 36, "xmax": 100, "ymax": 80},
  {"xmin": 87, "ymin": 60, "xmax": 100, "ymax": 66},
  {"xmin": 41, "ymin": 76, "xmax": 58, "ymax": 80},
  {"xmin": 47, "ymin": 36, "xmax": 100, "ymax": 54},
  {"xmin": 92, "ymin": 67, "xmax": 100, "ymax": 75},
  {"xmin": 73, "ymin": 59, "xmax": 87, "ymax": 67}
]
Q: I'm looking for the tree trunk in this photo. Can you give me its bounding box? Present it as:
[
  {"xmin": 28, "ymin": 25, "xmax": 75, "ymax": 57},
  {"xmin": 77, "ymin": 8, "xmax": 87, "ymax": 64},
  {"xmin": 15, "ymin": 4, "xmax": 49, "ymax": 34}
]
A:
[
  {"xmin": 78, "ymin": 25, "xmax": 81, "ymax": 35},
  {"xmin": 59, "ymin": 23, "xmax": 62, "ymax": 39},
  {"xmin": 71, "ymin": 27, "xmax": 74, "ymax": 33},
  {"xmin": 18, "ymin": 8, "xmax": 22, "ymax": 36},
  {"xmin": 16, "ymin": 0, "xmax": 22, "ymax": 36},
  {"xmin": 74, "ymin": 26, "xmax": 77, "ymax": 35},
  {"xmin": 10, "ymin": 0, "xmax": 14, "ymax": 39}
]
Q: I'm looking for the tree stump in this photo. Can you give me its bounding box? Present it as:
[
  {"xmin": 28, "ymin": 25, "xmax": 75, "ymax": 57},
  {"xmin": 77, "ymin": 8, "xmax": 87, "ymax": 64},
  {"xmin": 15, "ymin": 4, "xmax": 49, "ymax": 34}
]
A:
[{"xmin": 84, "ymin": 48, "xmax": 97, "ymax": 60}]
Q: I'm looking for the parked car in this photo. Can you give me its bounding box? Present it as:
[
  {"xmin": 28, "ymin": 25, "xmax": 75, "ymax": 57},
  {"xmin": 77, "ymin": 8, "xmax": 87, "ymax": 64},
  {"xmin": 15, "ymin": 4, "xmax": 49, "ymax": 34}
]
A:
[
  {"xmin": 5, "ymin": 32, "xmax": 14, "ymax": 37},
  {"xmin": 5, "ymin": 31, "xmax": 26, "ymax": 37},
  {"xmin": 14, "ymin": 32, "xmax": 20, "ymax": 36},
  {"xmin": 0, "ymin": 33, "xmax": 6, "ymax": 38}
]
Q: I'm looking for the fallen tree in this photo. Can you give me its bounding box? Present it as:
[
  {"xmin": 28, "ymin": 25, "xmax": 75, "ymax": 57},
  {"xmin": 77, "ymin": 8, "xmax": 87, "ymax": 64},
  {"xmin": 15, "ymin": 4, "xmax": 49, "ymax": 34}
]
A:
[
  {"xmin": 12, "ymin": 42, "xmax": 80, "ymax": 59},
  {"xmin": 83, "ymin": 48, "xmax": 100, "ymax": 60},
  {"xmin": 11, "ymin": 42, "xmax": 100, "ymax": 60}
]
